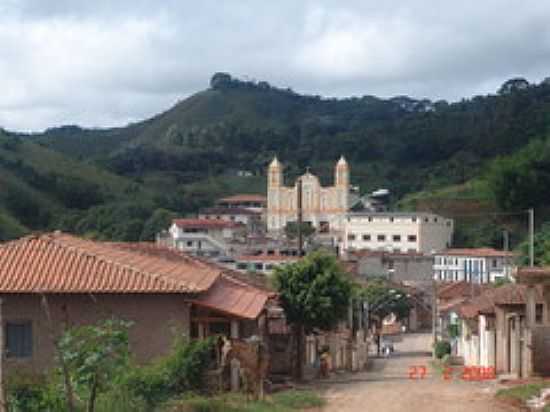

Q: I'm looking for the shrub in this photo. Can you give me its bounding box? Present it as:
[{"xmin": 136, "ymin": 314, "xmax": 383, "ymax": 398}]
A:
[
  {"xmin": 6, "ymin": 372, "xmax": 64, "ymax": 412},
  {"xmin": 433, "ymin": 340, "xmax": 451, "ymax": 359},
  {"xmin": 124, "ymin": 337, "xmax": 215, "ymax": 409}
]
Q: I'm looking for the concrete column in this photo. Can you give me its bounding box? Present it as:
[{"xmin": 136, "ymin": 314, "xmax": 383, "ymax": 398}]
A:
[
  {"xmin": 510, "ymin": 316, "xmax": 521, "ymax": 376},
  {"xmin": 230, "ymin": 358, "xmax": 241, "ymax": 391},
  {"xmin": 487, "ymin": 329, "xmax": 496, "ymax": 368},
  {"xmin": 198, "ymin": 323, "xmax": 205, "ymax": 339},
  {"xmin": 526, "ymin": 286, "xmax": 537, "ymax": 328},
  {"xmin": 544, "ymin": 286, "xmax": 550, "ymax": 326},
  {"xmin": 230, "ymin": 320, "xmax": 239, "ymax": 339}
]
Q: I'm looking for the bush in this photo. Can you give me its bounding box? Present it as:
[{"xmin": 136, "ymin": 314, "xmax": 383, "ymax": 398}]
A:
[
  {"xmin": 124, "ymin": 338, "xmax": 215, "ymax": 409},
  {"xmin": 433, "ymin": 340, "xmax": 451, "ymax": 359},
  {"xmin": 6, "ymin": 373, "xmax": 64, "ymax": 412}
]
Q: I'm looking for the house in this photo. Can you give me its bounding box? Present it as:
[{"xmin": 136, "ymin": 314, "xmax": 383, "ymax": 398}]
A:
[
  {"xmin": 0, "ymin": 232, "xmax": 272, "ymax": 376},
  {"xmin": 513, "ymin": 267, "xmax": 550, "ymax": 377},
  {"xmin": 342, "ymin": 212, "xmax": 453, "ymax": 254},
  {"xmin": 198, "ymin": 207, "xmax": 262, "ymax": 233},
  {"xmin": 455, "ymin": 283, "xmax": 546, "ymax": 378},
  {"xmin": 216, "ymin": 194, "xmax": 267, "ymax": 213},
  {"xmin": 434, "ymin": 248, "xmax": 516, "ymax": 283},
  {"xmin": 164, "ymin": 218, "xmax": 247, "ymax": 257}
]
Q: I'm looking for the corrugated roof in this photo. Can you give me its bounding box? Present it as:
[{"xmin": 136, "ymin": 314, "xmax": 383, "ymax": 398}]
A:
[
  {"xmin": 0, "ymin": 233, "xmax": 221, "ymax": 294},
  {"xmin": 438, "ymin": 248, "xmax": 516, "ymax": 257},
  {"xmin": 172, "ymin": 219, "xmax": 244, "ymax": 229},
  {"xmin": 458, "ymin": 284, "xmax": 544, "ymax": 319},
  {"xmin": 191, "ymin": 274, "xmax": 270, "ymax": 320}
]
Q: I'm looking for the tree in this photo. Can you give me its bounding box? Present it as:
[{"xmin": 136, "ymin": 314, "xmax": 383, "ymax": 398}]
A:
[
  {"xmin": 518, "ymin": 221, "xmax": 550, "ymax": 266},
  {"xmin": 273, "ymin": 252, "xmax": 353, "ymax": 379},
  {"xmin": 284, "ymin": 222, "xmax": 315, "ymax": 240},
  {"xmin": 359, "ymin": 279, "xmax": 411, "ymax": 326},
  {"xmin": 498, "ymin": 78, "xmax": 530, "ymax": 95},
  {"xmin": 140, "ymin": 208, "xmax": 178, "ymax": 241},
  {"xmin": 58, "ymin": 319, "xmax": 132, "ymax": 412}
]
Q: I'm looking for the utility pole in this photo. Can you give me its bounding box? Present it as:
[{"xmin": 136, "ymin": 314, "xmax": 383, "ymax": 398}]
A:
[
  {"xmin": 432, "ymin": 279, "xmax": 437, "ymax": 357},
  {"xmin": 528, "ymin": 208, "xmax": 535, "ymax": 267},
  {"xmin": 503, "ymin": 229, "xmax": 510, "ymax": 279},
  {"xmin": 297, "ymin": 177, "xmax": 303, "ymax": 256}
]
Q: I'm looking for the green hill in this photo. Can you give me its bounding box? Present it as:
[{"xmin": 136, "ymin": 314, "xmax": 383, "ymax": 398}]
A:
[{"xmin": 2, "ymin": 73, "xmax": 550, "ymax": 245}]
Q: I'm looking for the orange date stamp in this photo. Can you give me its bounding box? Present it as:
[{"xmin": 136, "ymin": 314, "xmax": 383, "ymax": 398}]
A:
[{"xmin": 408, "ymin": 365, "xmax": 496, "ymax": 381}]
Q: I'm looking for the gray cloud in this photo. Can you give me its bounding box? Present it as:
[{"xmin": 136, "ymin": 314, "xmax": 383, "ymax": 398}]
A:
[{"xmin": 1, "ymin": 0, "xmax": 550, "ymax": 131}]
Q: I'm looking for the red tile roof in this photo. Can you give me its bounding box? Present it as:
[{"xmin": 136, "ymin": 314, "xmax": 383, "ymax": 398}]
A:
[
  {"xmin": 217, "ymin": 194, "xmax": 266, "ymax": 204},
  {"xmin": 199, "ymin": 207, "xmax": 260, "ymax": 216},
  {"xmin": 0, "ymin": 233, "xmax": 220, "ymax": 294},
  {"xmin": 172, "ymin": 219, "xmax": 244, "ymax": 230},
  {"xmin": 191, "ymin": 274, "xmax": 271, "ymax": 320},
  {"xmin": 516, "ymin": 266, "xmax": 550, "ymax": 283},
  {"xmin": 438, "ymin": 281, "xmax": 488, "ymax": 301},
  {"xmin": 438, "ymin": 248, "xmax": 516, "ymax": 257},
  {"xmin": 459, "ymin": 284, "xmax": 544, "ymax": 318}
]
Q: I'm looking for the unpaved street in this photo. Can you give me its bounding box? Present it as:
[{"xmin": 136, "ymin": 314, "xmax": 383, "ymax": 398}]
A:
[{"xmin": 316, "ymin": 334, "xmax": 513, "ymax": 412}]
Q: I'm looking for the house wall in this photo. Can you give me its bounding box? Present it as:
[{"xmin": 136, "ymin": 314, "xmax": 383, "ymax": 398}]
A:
[
  {"xmin": 2, "ymin": 293, "xmax": 190, "ymax": 376},
  {"xmin": 356, "ymin": 254, "xmax": 433, "ymax": 282},
  {"xmin": 434, "ymin": 255, "xmax": 514, "ymax": 283}
]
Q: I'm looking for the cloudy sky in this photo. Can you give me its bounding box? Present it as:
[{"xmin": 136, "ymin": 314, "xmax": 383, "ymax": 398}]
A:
[{"xmin": 1, "ymin": 0, "xmax": 550, "ymax": 131}]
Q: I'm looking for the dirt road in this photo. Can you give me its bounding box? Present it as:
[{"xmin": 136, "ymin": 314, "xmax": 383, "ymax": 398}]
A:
[{"xmin": 316, "ymin": 334, "xmax": 513, "ymax": 412}]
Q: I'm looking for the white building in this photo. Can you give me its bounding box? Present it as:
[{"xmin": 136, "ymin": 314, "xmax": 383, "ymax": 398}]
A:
[
  {"xmin": 166, "ymin": 219, "xmax": 246, "ymax": 257},
  {"xmin": 343, "ymin": 212, "xmax": 453, "ymax": 254},
  {"xmin": 434, "ymin": 248, "xmax": 516, "ymax": 283},
  {"xmin": 198, "ymin": 207, "xmax": 262, "ymax": 232}
]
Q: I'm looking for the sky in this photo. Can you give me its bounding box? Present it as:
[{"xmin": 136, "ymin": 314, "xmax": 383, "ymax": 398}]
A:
[{"xmin": 1, "ymin": 0, "xmax": 550, "ymax": 132}]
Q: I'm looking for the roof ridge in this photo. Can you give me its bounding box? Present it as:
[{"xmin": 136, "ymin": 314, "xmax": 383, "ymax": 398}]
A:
[{"xmin": 48, "ymin": 233, "xmax": 213, "ymax": 292}]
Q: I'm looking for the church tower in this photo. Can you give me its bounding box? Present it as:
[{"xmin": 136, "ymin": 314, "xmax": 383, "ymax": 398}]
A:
[
  {"xmin": 335, "ymin": 155, "xmax": 349, "ymax": 187},
  {"xmin": 268, "ymin": 156, "xmax": 283, "ymax": 188}
]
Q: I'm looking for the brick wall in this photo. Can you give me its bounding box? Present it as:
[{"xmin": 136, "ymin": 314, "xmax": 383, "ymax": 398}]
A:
[{"xmin": 2, "ymin": 293, "xmax": 190, "ymax": 375}]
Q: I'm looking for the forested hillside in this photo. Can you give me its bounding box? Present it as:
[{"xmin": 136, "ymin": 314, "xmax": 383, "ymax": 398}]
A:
[{"xmin": 2, "ymin": 74, "xmax": 550, "ymax": 244}]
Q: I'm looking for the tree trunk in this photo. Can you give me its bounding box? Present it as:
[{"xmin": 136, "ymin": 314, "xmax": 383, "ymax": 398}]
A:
[
  {"xmin": 294, "ymin": 324, "xmax": 305, "ymax": 381},
  {"xmin": 87, "ymin": 373, "xmax": 98, "ymax": 412},
  {"xmin": 40, "ymin": 295, "xmax": 76, "ymax": 412}
]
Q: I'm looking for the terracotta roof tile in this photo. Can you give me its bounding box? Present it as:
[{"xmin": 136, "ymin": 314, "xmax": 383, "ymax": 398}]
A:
[
  {"xmin": 0, "ymin": 233, "xmax": 221, "ymax": 294},
  {"xmin": 191, "ymin": 274, "xmax": 270, "ymax": 320},
  {"xmin": 438, "ymin": 281, "xmax": 488, "ymax": 300},
  {"xmin": 458, "ymin": 284, "xmax": 544, "ymax": 318}
]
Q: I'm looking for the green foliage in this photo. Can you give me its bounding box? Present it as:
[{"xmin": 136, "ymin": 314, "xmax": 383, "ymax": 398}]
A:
[
  {"xmin": 140, "ymin": 208, "xmax": 178, "ymax": 241},
  {"xmin": 123, "ymin": 337, "xmax": 215, "ymax": 409},
  {"xmin": 433, "ymin": 340, "xmax": 452, "ymax": 359},
  {"xmin": 517, "ymin": 221, "xmax": 550, "ymax": 266},
  {"xmin": 6, "ymin": 373, "xmax": 64, "ymax": 412},
  {"xmin": 274, "ymin": 252, "xmax": 353, "ymax": 333},
  {"xmin": 496, "ymin": 382, "xmax": 550, "ymax": 402},
  {"xmin": 283, "ymin": 222, "xmax": 315, "ymax": 240},
  {"xmin": 58, "ymin": 318, "xmax": 133, "ymax": 412},
  {"xmin": 359, "ymin": 279, "xmax": 411, "ymax": 323}
]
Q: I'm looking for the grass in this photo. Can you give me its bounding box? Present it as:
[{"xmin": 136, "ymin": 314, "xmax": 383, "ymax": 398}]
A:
[
  {"xmin": 496, "ymin": 382, "xmax": 550, "ymax": 403},
  {"xmin": 164, "ymin": 390, "xmax": 325, "ymax": 412}
]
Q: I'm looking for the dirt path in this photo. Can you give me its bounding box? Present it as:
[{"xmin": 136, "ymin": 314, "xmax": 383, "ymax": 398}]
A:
[{"xmin": 313, "ymin": 335, "xmax": 513, "ymax": 412}]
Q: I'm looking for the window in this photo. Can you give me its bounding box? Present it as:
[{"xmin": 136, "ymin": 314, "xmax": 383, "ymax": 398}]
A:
[
  {"xmin": 348, "ymin": 234, "xmax": 356, "ymax": 241},
  {"xmin": 267, "ymin": 250, "xmax": 275, "ymax": 256},
  {"xmin": 368, "ymin": 217, "xmax": 373, "ymax": 222},
  {"xmin": 236, "ymin": 263, "xmax": 248, "ymax": 270},
  {"xmin": 393, "ymin": 235, "xmax": 401, "ymax": 242},
  {"xmin": 492, "ymin": 259, "xmax": 498, "ymax": 268},
  {"xmin": 265, "ymin": 264, "xmax": 274, "ymax": 271},
  {"xmin": 389, "ymin": 217, "xmax": 394, "ymax": 222},
  {"xmin": 412, "ymin": 217, "xmax": 417, "ymax": 222},
  {"xmin": 407, "ymin": 235, "xmax": 417, "ymax": 242},
  {"xmin": 186, "ymin": 241, "xmax": 193, "ymax": 247},
  {"xmin": 434, "ymin": 217, "xmax": 438, "ymax": 223},
  {"xmin": 362, "ymin": 234, "xmax": 371, "ymax": 241},
  {"xmin": 377, "ymin": 234, "xmax": 386, "ymax": 242},
  {"xmin": 6, "ymin": 321, "xmax": 32, "ymax": 358}
]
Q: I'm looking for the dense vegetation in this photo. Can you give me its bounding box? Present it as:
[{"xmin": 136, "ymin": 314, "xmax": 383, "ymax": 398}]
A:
[{"xmin": 2, "ymin": 73, "xmax": 550, "ymax": 244}]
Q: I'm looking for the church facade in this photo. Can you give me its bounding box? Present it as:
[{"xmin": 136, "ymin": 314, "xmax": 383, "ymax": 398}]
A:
[{"xmin": 267, "ymin": 156, "xmax": 350, "ymax": 234}]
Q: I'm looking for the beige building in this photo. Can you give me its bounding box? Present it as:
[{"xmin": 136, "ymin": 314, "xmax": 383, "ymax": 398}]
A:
[
  {"xmin": 267, "ymin": 156, "xmax": 350, "ymax": 233},
  {"xmin": 343, "ymin": 212, "xmax": 453, "ymax": 253}
]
